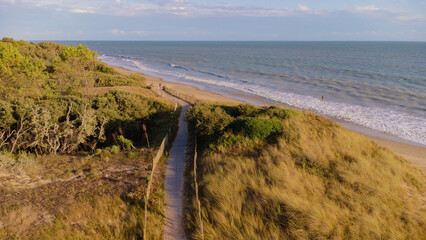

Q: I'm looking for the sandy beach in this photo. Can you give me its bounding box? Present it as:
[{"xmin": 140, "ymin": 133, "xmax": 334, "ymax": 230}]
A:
[{"xmin": 112, "ymin": 65, "xmax": 426, "ymax": 171}]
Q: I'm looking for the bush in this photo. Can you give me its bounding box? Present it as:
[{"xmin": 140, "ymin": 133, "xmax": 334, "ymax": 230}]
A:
[
  {"xmin": 265, "ymin": 106, "xmax": 299, "ymax": 119},
  {"xmin": 0, "ymin": 41, "xmax": 49, "ymax": 98},
  {"xmin": 127, "ymin": 151, "xmax": 140, "ymax": 158},
  {"xmin": 96, "ymin": 64, "xmax": 115, "ymax": 74},
  {"xmin": 0, "ymin": 100, "xmax": 15, "ymax": 129},
  {"xmin": 110, "ymin": 145, "xmax": 120, "ymax": 154},
  {"xmin": 117, "ymin": 135, "xmax": 133, "ymax": 150},
  {"xmin": 1, "ymin": 37, "xmax": 14, "ymax": 43},
  {"xmin": 129, "ymin": 73, "xmax": 144, "ymax": 82},
  {"xmin": 235, "ymin": 104, "xmax": 258, "ymax": 117},
  {"xmin": 187, "ymin": 104, "xmax": 234, "ymax": 136},
  {"xmin": 94, "ymin": 72, "xmax": 145, "ymax": 87},
  {"xmin": 59, "ymin": 44, "xmax": 97, "ymax": 62},
  {"xmin": 233, "ymin": 117, "xmax": 283, "ymax": 140},
  {"xmin": 94, "ymin": 91, "xmax": 160, "ymax": 121},
  {"xmin": 0, "ymin": 39, "xmax": 174, "ymax": 155},
  {"xmin": 216, "ymin": 132, "xmax": 248, "ymax": 147}
]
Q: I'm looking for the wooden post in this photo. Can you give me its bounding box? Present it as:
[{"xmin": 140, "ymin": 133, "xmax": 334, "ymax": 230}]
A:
[
  {"xmin": 194, "ymin": 137, "xmax": 204, "ymax": 240},
  {"xmin": 142, "ymin": 123, "xmax": 150, "ymax": 148}
]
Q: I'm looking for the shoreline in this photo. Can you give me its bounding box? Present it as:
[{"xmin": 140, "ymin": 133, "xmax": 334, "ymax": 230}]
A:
[{"xmin": 111, "ymin": 65, "xmax": 426, "ymax": 171}]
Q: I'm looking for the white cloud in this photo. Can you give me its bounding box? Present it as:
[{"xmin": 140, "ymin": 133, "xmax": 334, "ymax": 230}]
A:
[
  {"xmin": 0, "ymin": 0, "xmax": 16, "ymax": 3},
  {"xmin": 71, "ymin": 8, "xmax": 95, "ymax": 14},
  {"xmin": 349, "ymin": 5, "xmax": 425, "ymax": 23},
  {"xmin": 110, "ymin": 29, "xmax": 125, "ymax": 35},
  {"xmin": 298, "ymin": 5, "xmax": 311, "ymax": 11},
  {"xmin": 14, "ymin": 0, "xmax": 426, "ymax": 23},
  {"xmin": 397, "ymin": 15, "xmax": 426, "ymax": 22},
  {"xmin": 353, "ymin": 5, "xmax": 379, "ymax": 11},
  {"xmin": 110, "ymin": 29, "xmax": 147, "ymax": 35},
  {"xmin": 331, "ymin": 31, "xmax": 383, "ymax": 36},
  {"xmin": 16, "ymin": 0, "xmax": 327, "ymax": 17}
]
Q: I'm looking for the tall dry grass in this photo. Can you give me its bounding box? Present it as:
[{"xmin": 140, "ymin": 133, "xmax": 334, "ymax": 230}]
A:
[
  {"xmin": 187, "ymin": 111, "xmax": 425, "ymax": 239},
  {"xmin": 0, "ymin": 161, "xmax": 166, "ymax": 240}
]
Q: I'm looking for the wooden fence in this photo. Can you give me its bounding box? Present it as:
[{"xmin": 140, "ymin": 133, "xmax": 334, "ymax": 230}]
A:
[
  {"xmin": 193, "ymin": 137, "xmax": 205, "ymax": 240},
  {"xmin": 143, "ymin": 135, "xmax": 168, "ymax": 240},
  {"xmin": 163, "ymin": 86, "xmax": 199, "ymax": 105}
]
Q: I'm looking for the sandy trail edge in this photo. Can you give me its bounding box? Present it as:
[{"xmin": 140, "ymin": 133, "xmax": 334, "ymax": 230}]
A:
[{"xmin": 111, "ymin": 65, "xmax": 426, "ymax": 171}]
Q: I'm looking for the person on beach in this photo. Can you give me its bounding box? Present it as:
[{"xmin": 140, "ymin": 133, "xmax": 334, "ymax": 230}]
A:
[{"xmin": 321, "ymin": 95, "xmax": 324, "ymax": 101}]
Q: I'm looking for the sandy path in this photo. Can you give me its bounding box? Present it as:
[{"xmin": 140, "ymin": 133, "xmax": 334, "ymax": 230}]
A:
[{"xmin": 163, "ymin": 95, "xmax": 189, "ymax": 240}]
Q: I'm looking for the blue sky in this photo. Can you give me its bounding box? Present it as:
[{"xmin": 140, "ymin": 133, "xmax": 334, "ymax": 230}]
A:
[{"xmin": 0, "ymin": 0, "xmax": 425, "ymax": 41}]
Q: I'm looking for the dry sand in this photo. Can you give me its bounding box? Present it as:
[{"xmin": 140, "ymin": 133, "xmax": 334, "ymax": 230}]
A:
[
  {"xmin": 112, "ymin": 65, "xmax": 426, "ymax": 171},
  {"xmin": 113, "ymin": 66, "xmax": 242, "ymax": 106}
]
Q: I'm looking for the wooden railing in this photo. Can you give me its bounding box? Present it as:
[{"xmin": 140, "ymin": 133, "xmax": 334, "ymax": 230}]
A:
[
  {"xmin": 143, "ymin": 135, "xmax": 167, "ymax": 240},
  {"xmin": 163, "ymin": 86, "xmax": 199, "ymax": 105}
]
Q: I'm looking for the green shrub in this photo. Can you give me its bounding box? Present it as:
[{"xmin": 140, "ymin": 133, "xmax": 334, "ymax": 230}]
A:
[
  {"xmin": 93, "ymin": 66, "xmax": 145, "ymax": 88},
  {"xmin": 0, "ymin": 41, "xmax": 49, "ymax": 98},
  {"xmin": 59, "ymin": 44, "xmax": 97, "ymax": 61},
  {"xmin": 187, "ymin": 104, "xmax": 234, "ymax": 136},
  {"xmin": 110, "ymin": 145, "xmax": 120, "ymax": 154},
  {"xmin": 130, "ymin": 73, "xmax": 144, "ymax": 81},
  {"xmin": 100, "ymin": 149, "xmax": 112, "ymax": 159},
  {"xmin": 234, "ymin": 117, "xmax": 283, "ymax": 140},
  {"xmin": 127, "ymin": 151, "xmax": 140, "ymax": 158},
  {"xmin": 117, "ymin": 135, "xmax": 133, "ymax": 150},
  {"xmin": 94, "ymin": 91, "xmax": 159, "ymax": 121},
  {"xmin": 0, "ymin": 100, "xmax": 15, "ymax": 129},
  {"xmin": 235, "ymin": 104, "xmax": 258, "ymax": 117},
  {"xmin": 265, "ymin": 106, "xmax": 300, "ymax": 119},
  {"xmin": 1, "ymin": 37, "xmax": 14, "ymax": 43},
  {"xmin": 0, "ymin": 39, "xmax": 174, "ymax": 155},
  {"xmin": 209, "ymin": 132, "xmax": 251, "ymax": 152},
  {"xmin": 96, "ymin": 64, "xmax": 115, "ymax": 74},
  {"xmin": 94, "ymin": 72, "xmax": 145, "ymax": 87},
  {"xmin": 216, "ymin": 132, "xmax": 247, "ymax": 147}
]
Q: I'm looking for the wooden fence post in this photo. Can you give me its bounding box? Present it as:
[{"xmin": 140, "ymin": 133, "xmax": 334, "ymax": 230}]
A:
[{"xmin": 193, "ymin": 137, "xmax": 205, "ymax": 240}]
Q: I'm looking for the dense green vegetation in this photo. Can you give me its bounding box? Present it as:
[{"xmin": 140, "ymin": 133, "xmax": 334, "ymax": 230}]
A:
[
  {"xmin": 185, "ymin": 104, "xmax": 425, "ymax": 239},
  {"xmin": 0, "ymin": 37, "xmax": 144, "ymax": 99},
  {"xmin": 0, "ymin": 38, "xmax": 177, "ymax": 239},
  {"xmin": 0, "ymin": 38, "xmax": 170, "ymax": 156}
]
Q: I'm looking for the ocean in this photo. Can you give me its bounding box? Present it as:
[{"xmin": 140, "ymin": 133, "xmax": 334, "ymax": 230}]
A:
[{"xmin": 58, "ymin": 41, "xmax": 426, "ymax": 146}]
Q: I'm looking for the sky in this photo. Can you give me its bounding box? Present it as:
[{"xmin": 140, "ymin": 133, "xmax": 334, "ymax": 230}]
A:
[{"xmin": 0, "ymin": 0, "xmax": 425, "ymax": 41}]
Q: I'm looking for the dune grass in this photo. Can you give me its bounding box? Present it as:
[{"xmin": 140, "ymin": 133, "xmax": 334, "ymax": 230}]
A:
[
  {"xmin": 0, "ymin": 147, "xmax": 169, "ymax": 239},
  {"xmin": 185, "ymin": 104, "xmax": 425, "ymax": 240}
]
